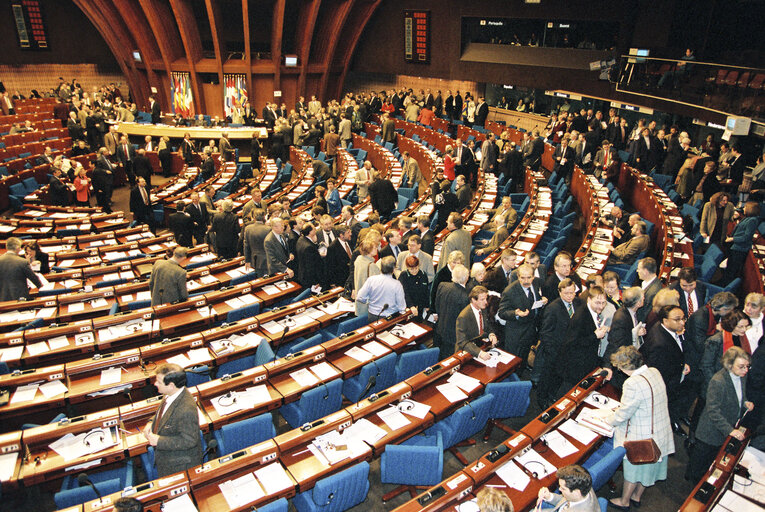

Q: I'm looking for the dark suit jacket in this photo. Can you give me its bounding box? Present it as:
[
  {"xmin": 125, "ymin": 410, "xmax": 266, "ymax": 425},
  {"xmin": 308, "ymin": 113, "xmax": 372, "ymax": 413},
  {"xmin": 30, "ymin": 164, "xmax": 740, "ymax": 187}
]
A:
[
  {"xmin": 497, "ymin": 280, "xmax": 544, "ymax": 352},
  {"xmin": 0, "ymin": 253, "xmax": 41, "ymax": 301},
  {"xmin": 168, "ymin": 212, "xmax": 193, "ymax": 247},
  {"xmin": 538, "ymin": 297, "xmax": 578, "ymax": 362},
  {"xmin": 552, "ymin": 145, "xmax": 575, "ymax": 178},
  {"xmin": 369, "ymin": 179, "xmax": 398, "ymax": 217},
  {"xmin": 670, "ymin": 282, "xmax": 708, "ymax": 318},
  {"xmin": 325, "ymin": 239, "xmax": 352, "ymax": 287},
  {"xmin": 200, "ymin": 158, "xmax": 215, "ymax": 181},
  {"xmin": 641, "ymin": 323, "xmax": 685, "ymax": 391},
  {"xmin": 117, "ymin": 143, "xmax": 135, "ymax": 166},
  {"xmin": 435, "ymin": 282, "xmax": 469, "ymax": 354},
  {"xmin": 419, "ymin": 229, "xmax": 435, "ymax": 256},
  {"xmin": 474, "ymin": 102, "xmax": 489, "ymax": 127},
  {"xmin": 696, "ymin": 369, "xmax": 748, "ymax": 446},
  {"xmin": 542, "ymin": 273, "xmax": 581, "ymax": 302},
  {"xmin": 558, "ymin": 306, "xmax": 602, "ymax": 385},
  {"xmin": 152, "ymin": 388, "xmax": 203, "ymax": 477},
  {"xmin": 456, "ymin": 305, "xmax": 497, "ymax": 356},
  {"xmin": 296, "ymin": 236, "xmax": 324, "ymax": 288},
  {"xmin": 48, "ymin": 175, "xmax": 69, "ymax": 206},
  {"xmin": 133, "ymin": 154, "xmax": 153, "ymax": 183},
  {"xmin": 685, "ymin": 305, "xmax": 716, "ymax": 381},
  {"xmin": 129, "ymin": 186, "xmax": 153, "ymax": 220},
  {"xmin": 484, "ymin": 265, "xmax": 513, "ymax": 294},
  {"xmin": 185, "ymin": 202, "xmax": 210, "ymax": 232},
  {"xmin": 637, "ymin": 277, "xmax": 663, "ymax": 322},
  {"xmin": 430, "ymin": 265, "xmax": 452, "ymax": 310},
  {"xmin": 242, "ymin": 223, "xmax": 271, "ymax": 277},
  {"xmin": 264, "ymin": 231, "xmax": 292, "ymax": 275},
  {"xmin": 149, "ymin": 258, "xmax": 188, "ymax": 306},
  {"xmin": 150, "ymin": 101, "xmax": 161, "ymax": 124},
  {"xmin": 210, "ymin": 211, "xmax": 240, "ymax": 253},
  {"xmin": 379, "ymin": 243, "xmax": 402, "ymax": 261}
]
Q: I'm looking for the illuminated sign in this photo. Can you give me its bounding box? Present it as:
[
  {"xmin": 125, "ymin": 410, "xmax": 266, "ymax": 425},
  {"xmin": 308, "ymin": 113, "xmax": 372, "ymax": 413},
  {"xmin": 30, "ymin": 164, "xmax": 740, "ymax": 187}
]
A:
[
  {"xmin": 404, "ymin": 10, "xmax": 430, "ymax": 64},
  {"xmin": 12, "ymin": 1, "xmax": 48, "ymax": 50}
]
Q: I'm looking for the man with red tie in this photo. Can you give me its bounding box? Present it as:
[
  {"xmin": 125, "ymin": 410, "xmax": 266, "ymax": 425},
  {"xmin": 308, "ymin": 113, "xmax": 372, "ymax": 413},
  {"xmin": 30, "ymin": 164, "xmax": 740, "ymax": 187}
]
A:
[{"xmin": 456, "ymin": 285, "xmax": 499, "ymax": 360}]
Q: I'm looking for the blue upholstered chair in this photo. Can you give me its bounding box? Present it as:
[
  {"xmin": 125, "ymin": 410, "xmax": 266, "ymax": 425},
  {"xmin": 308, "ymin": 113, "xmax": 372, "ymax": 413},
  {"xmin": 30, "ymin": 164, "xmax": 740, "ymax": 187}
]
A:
[
  {"xmin": 213, "ymin": 413, "xmax": 276, "ymax": 456},
  {"xmin": 327, "ymin": 314, "xmax": 369, "ymax": 337},
  {"xmin": 226, "ymin": 302, "xmax": 261, "ymax": 323},
  {"xmin": 426, "ymin": 393, "xmax": 494, "ymax": 465},
  {"xmin": 482, "ymin": 380, "xmax": 532, "ymax": 440},
  {"xmin": 281, "ymin": 378, "xmax": 343, "ymax": 429},
  {"xmin": 380, "ymin": 432, "xmax": 443, "ymax": 502},
  {"xmin": 258, "ymin": 498, "xmax": 289, "ymax": 512},
  {"xmin": 584, "ymin": 442, "xmax": 626, "ymax": 492},
  {"xmin": 293, "ymin": 461, "xmax": 370, "ymax": 512},
  {"xmin": 54, "ymin": 460, "xmax": 134, "ymax": 509},
  {"xmin": 140, "ymin": 431, "xmax": 208, "ymax": 481},
  {"xmin": 342, "ymin": 352, "xmax": 397, "ymax": 403},
  {"xmin": 393, "ymin": 347, "xmax": 440, "ymax": 383}
]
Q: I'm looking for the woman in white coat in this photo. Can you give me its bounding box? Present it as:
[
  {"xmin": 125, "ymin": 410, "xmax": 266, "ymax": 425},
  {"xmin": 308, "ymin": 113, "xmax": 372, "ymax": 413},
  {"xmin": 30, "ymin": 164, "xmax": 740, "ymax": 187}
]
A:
[{"xmin": 603, "ymin": 346, "xmax": 675, "ymax": 510}]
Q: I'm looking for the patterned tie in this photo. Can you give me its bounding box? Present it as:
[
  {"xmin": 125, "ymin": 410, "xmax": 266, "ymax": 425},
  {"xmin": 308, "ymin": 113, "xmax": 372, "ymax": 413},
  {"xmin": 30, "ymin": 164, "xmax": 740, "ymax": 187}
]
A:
[
  {"xmin": 596, "ymin": 313, "xmax": 603, "ymax": 328},
  {"xmin": 478, "ymin": 310, "xmax": 484, "ymax": 335},
  {"xmin": 566, "ymin": 302, "xmax": 574, "ymax": 318},
  {"xmin": 687, "ymin": 293, "xmax": 694, "ymax": 315}
]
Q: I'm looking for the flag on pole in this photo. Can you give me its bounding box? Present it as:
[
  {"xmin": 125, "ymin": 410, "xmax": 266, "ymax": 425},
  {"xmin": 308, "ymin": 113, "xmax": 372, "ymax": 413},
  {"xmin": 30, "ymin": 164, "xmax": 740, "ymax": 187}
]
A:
[
  {"xmin": 170, "ymin": 72, "xmax": 194, "ymax": 118},
  {"xmin": 223, "ymin": 74, "xmax": 248, "ymax": 118}
]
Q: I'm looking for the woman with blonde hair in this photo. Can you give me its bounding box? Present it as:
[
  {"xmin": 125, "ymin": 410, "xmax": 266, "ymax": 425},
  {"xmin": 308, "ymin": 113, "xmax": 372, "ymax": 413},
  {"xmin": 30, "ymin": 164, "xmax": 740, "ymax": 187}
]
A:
[
  {"xmin": 700, "ymin": 191, "xmax": 734, "ymax": 247},
  {"xmin": 476, "ymin": 487, "xmax": 513, "ymax": 512},
  {"xmin": 353, "ymin": 237, "xmax": 380, "ymax": 316}
]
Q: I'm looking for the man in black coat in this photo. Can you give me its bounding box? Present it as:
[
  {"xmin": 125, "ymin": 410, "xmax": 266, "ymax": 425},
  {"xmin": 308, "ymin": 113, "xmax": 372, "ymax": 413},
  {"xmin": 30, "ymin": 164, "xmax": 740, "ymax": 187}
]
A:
[
  {"xmin": 497, "ymin": 263, "xmax": 547, "ymax": 367},
  {"xmin": 636, "ymin": 257, "xmax": 663, "ymax": 322},
  {"xmin": 149, "ymin": 96, "xmax": 161, "ymax": 124},
  {"xmin": 523, "ymin": 130, "xmax": 545, "ymax": 171},
  {"xmin": 185, "ymin": 192, "xmax": 209, "ymax": 246},
  {"xmin": 116, "ymin": 135, "xmax": 136, "ymax": 186},
  {"xmin": 474, "ymin": 97, "xmax": 489, "ymax": 128},
  {"xmin": 168, "ymin": 200, "xmax": 193, "ymax": 247},
  {"xmin": 48, "ymin": 167, "xmax": 69, "ymax": 206},
  {"xmin": 93, "ymin": 148, "xmax": 115, "ymax": 212},
  {"xmin": 325, "ymin": 225, "xmax": 353, "ymax": 287},
  {"xmin": 295, "ymin": 223, "xmax": 325, "ymax": 289},
  {"xmin": 670, "ymin": 267, "xmax": 707, "ymax": 318},
  {"xmin": 430, "ymin": 250, "xmax": 463, "ymax": 310},
  {"xmin": 456, "ymin": 285, "xmax": 500, "ymax": 358},
  {"xmin": 483, "ymin": 249, "xmax": 517, "ymax": 294},
  {"xmin": 432, "ymin": 180, "xmax": 460, "ymax": 233},
  {"xmin": 200, "ymin": 150, "xmax": 215, "ymax": 181},
  {"xmin": 132, "ymin": 149, "xmax": 153, "ymax": 187},
  {"xmin": 535, "ymin": 278, "xmax": 580, "ymax": 407},
  {"xmin": 556, "ymin": 285, "xmax": 610, "ymax": 393},
  {"xmin": 552, "ymin": 137, "xmax": 576, "ymax": 183},
  {"xmin": 434, "ymin": 264, "xmax": 470, "ymax": 359},
  {"xmin": 417, "ymin": 215, "xmax": 435, "ymax": 256},
  {"xmin": 603, "ymin": 287, "xmax": 647, "ymax": 391},
  {"xmin": 542, "ymin": 252, "xmax": 582, "ymax": 301},
  {"xmin": 640, "ymin": 304, "xmax": 691, "ymax": 434},
  {"xmin": 368, "ymin": 174, "xmax": 397, "ymax": 222},
  {"xmin": 210, "ymin": 199, "xmax": 240, "ymax": 259},
  {"xmin": 129, "ymin": 177, "xmax": 156, "ymax": 232}
]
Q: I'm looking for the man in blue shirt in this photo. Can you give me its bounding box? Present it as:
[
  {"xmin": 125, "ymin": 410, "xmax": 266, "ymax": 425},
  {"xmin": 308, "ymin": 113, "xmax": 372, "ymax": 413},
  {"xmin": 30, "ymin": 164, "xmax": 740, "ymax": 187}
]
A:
[{"xmin": 356, "ymin": 255, "xmax": 408, "ymax": 320}]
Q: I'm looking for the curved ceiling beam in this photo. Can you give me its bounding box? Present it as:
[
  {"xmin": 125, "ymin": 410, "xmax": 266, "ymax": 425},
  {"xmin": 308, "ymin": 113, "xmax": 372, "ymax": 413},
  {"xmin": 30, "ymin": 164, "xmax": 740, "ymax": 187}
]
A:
[
  {"xmin": 138, "ymin": 0, "xmax": 179, "ymax": 111},
  {"xmin": 169, "ymin": 0, "xmax": 205, "ymax": 114},
  {"xmin": 272, "ymin": 0, "xmax": 287, "ymax": 94},
  {"xmin": 110, "ymin": 0, "xmax": 162, "ymax": 108},
  {"xmin": 71, "ymin": 0, "xmax": 144, "ymax": 107},
  {"xmin": 242, "ymin": 0, "xmax": 253, "ymax": 96},
  {"xmin": 318, "ymin": 0, "xmax": 355, "ymax": 101},
  {"xmin": 332, "ymin": 0, "xmax": 384, "ymax": 100},
  {"xmin": 296, "ymin": 0, "xmax": 322, "ymax": 97},
  {"xmin": 205, "ymin": 0, "xmax": 226, "ymax": 93}
]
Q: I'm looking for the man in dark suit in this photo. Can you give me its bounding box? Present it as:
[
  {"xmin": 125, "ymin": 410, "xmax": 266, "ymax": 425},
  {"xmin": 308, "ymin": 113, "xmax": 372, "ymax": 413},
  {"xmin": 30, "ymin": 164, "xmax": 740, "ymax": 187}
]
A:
[
  {"xmin": 474, "ymin": 97, "xmax": 489, "ymax": 127},
  {"xmin": 325, "ymin": 225, "xmax": 353, "ymax": 287},
  {"xmin": 430, "ymin": 250, "xmax": 464, "ymax": 311},
  {"xmin": 149, "ymin": 96, "xmax": 161, "ymax": 124},
  {"xmin": 368, "ymin": 173, "xmax": 397, "ymax": 222},
  {"xmin": 381, "ymin": 113, "xmax": 396, "ymax": 144},
  {"xmin": 557, "ymin": 286, "xmax": 610, "ymax": 393},
  {"xmin": 93, "ymin": 148, "xmax": 115, "ymax": 212},
  {"xmin": 552, "ymin": 137, "xmax": 576, "ymax": 182},
  {"xmin": 168, "ymin": 201, "xmax": 193, "ymax": 248},
  {"xmin": 199, "ymin": 150, "xmax": 215, "ymax": 182},
  {"xmin": 510, "ymin": 251, "xmax": 547, "ymax": 284},
  {"xmin": 636, "ymin": 257, "xmax": 663, "ymax": 322},
  {"xmin": 417, "ymin": 215, "xmax": 435, "ymax": 256},
  {"xmin": 536, "ymin": 278, "xmax": 580, "ymax": 407},
  {"xmin": 634, "ymin": 127, "xmax": 661, "ymax": 172},
  {"xmin": 453, "ymin": 138, "xmax": 471, "ymax": 179},
  {"xmin": 129, "ymin": 177, "xmax": 156, "ymax": 232},
  {"xmin": 498, "ymin": 263, "xmax": 548, "ymax": 367},
  {"xmin": 141, "ymin": 363, "xmax": 202, "ymax": 478},
  {"xmin": 603, "ymin": 287, "xmax": 647, "ymax": 391},
  {"xmin": 263, "ymin": 217, "xmax": 295, "ymax": 277},
  {"xmin": 149, "ymin": 247, "xmax": 188, "ymax": 306},
  {"xmin": 0, "ymin": 237, "xmax": 41, "ymax": 301},
  {"xmin": 185, "ymin": 192, "xmax": 209, "ymax": 246},
  {"xmin": 671, "ymin": 267, "xmax": 707, "ymax": 319},
  {"xmin": 295, "ymin": 223, "xmax": 325, "ymax": 289},
  {"xmin": 523, "ymin": 129, "xmax": 545, "ymax": 171},
  {"xmin": 641, "ymin": 305, "xmax": 691, "ymax": 434},
  {"xmin": 542, "ymin": 252, "xmax": 582, "ymax": 301},
  {"xmin": 484, "ymin": 249, "xmax": 517, "ymax": 294},
  {"xmin": 117, "ymin": 135, "xmax": 136, "ymax": 186},
  {"xmin": 379, "ymin": 229, "xmax": 402, "ymax": 260},
  {"xmin": 454, "ymin": 175, "xmax": 472, "ymax": 210},
  {"xmin": 132, "ymin": 148, "xmax": 153, "ymax": 187},
  {"xmin": 241, "ymin": 209, "xmax": 271, "ymax": 277},
  {"xmin": 339, "ymin": 206, "xmax": 362, "ymax": 249},
  {"xmin": 210, "ymin": 199, "xmax": 240, "ymax": 259},
  {"xmin": 434, "ymin": 264, "xmax": 470, "ymax": 359},
  {"xmin": 456, "ymin": 285, "xmax": 499, "ymax": 358},
  {"xmin": 262, "ymin": 102, "xmax": 277, "ymax": 129},
  {"xmin": 48, "ymin": 167, "xmax": 69, "ymax": 206}
]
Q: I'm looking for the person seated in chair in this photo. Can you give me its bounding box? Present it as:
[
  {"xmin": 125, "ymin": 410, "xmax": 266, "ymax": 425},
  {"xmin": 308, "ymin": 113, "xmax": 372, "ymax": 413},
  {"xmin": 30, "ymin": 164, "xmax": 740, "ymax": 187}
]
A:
[
  {"xmin": 608, "ymin": 221, "xmax": 650, "ymax": 265},
  {"xmin": 537, "ymin": 465, "xmax": 600, "ymax": 511}
]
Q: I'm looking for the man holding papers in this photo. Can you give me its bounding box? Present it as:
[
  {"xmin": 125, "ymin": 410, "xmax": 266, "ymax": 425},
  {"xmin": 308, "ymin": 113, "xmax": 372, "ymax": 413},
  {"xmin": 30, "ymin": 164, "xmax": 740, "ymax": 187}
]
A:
[
  {"xmin": 456, "ymin": 286, "xmax": 499, "ymax": 360},
  {"xmin": 498, "ymin": 263, "xmax": 547, "ymax": 369},
  {"xmin": 537, "ymin": 465, "xmax": 600, "ymax": 511},
  {"xmin": 142, "ymin": 363, "xmax": 203, "ymax": 477}
]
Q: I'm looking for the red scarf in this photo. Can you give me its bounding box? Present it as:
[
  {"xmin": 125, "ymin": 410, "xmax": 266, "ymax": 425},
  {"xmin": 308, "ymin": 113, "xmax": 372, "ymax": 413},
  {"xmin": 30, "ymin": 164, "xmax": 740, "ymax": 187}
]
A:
[
  {"xmin": 705, "ymin": 305, "xmax": 716, "ymax": 336},
  {"xmin": 723, "ymin": 330, "xmax": 752, "ymax": 355}
]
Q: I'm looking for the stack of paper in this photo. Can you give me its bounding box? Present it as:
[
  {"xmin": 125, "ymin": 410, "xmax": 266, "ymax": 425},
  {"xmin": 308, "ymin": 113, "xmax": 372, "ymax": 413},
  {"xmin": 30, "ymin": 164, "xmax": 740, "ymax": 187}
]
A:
[
  {"xmin": 219, "ymin": 472, "xmax": 264, "ymax": 509},
  {"xmin": 541, "ymin": 430, "xmax": 579, "ymax": 458},
  {"xmin": 495, "ymin": 460, "xmax": 530, "ymax": 491}
]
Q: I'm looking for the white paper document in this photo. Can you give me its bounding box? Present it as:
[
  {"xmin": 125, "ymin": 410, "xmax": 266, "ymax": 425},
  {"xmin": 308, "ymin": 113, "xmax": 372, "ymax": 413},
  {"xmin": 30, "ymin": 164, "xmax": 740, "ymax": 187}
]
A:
[
  {"xmin": 0, "ymin": 452, "xmax": 19, "ymax": 482},
  {"xmin": 377, "ymin": 407, "xmax": 411, "ymax": 431},
  {"xmin": 310, "ymin": 362, "xmax": 338, "ymax": 380},
  {"xmin": 557, "ymin": 418, "xmax": 599, "ymax": 444},
  {"xmin": 162, "ymin": 493, "xmax": 198, "ymax": 512},
  {"xmin": 447, "ymin": 372, "xmax": 481, "ymax": 393},
  {"xmin": 39, "ymin": 379, "xmax": 68, "ymax": 399},
  {"xmin": 495, "ymin": 460, "xmax": 530, "ymax": 491},
  {"xmin": 67, "ymin": 302, "xmax": 86, "ymax": 313},
  {"xmin": 290, "ymin": 368, "xmax": 319, "ymax": 387},
  {"xmin": 397, "ymin": 399, "xmax": 431, "ymax": 419},
  {"xmin": 48, "ymin": 335, "xmax": 70, "ymax": 350},
  {"xmin": 25, "ymin": 341, "xmax": 49, "ymax": 356},
  {"xmin": 11, "ymin": 383, "xmax": 38, "ymax": 404},
  {"xmin": 515, "ymin": 448, "xmax": 557, "ymax": 479},
  {"xmin": 254, "ymin": 463, "xmax": 294, "ymax": 495},
  {"xmin": 541, "ymin": 430, "xmax": 579, "ymax": 458},
  {"xmin": 345, "ymin": 346, "xmax": 374, "ymax": 363},
  {"xmin": 435, "ymin": 383, "xmax": 468, "ymax": 403},
  {"xmin": 362, "ymin": 341, "xmax": 389, "ymax": 357},
  {"xmin": 219, "ymin": 472, "xmax": 264, "ymax": 509},
  {"xmin": 100, "ymin": 367, "xmax": 123, "ymax": 386}
]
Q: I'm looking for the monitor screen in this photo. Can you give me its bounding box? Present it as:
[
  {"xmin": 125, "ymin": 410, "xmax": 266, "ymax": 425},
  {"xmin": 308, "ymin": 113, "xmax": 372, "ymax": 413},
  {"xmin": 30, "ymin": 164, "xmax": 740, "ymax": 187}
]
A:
[{"xmin": 284, "ymin": 55, "xmax": 297, "ymax": 67}]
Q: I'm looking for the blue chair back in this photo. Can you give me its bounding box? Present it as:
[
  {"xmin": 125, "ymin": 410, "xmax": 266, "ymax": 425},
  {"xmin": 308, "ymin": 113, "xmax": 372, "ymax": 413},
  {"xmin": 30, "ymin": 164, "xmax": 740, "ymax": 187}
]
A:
[
  {"xmin": 588, "ymin": 445, "xmax": 627, "ymax": 492},
  {"xmin": 394, "ymin": 347, "xmax": 440, "ymax": 383},
  {"xmin": 186, "ymin": 365, "xmax": 212, "ymax": 387},
  {"xmin": 254, "ymin": 340, "xmax": 275, "ymax": 366},
  {"xmin": 342, "ymin": 352, "xmax": 397, "ymax": 402},
  {"xmin": 226, "ymin": 302, "xmax": 261, "ymax": 323},
  {"xmin": 293, "ymin": 461, "xmax": 370, "ymax": 512},
  {"xmin": 380, "ymin": 432, "xmax": 443, "ymax": 486},
  {"xmin": 216, "ymin": 354, "xmax": 256, "ymax": 376},
  {"xmin": 484, "ymin": 380, "xmax": 532, "ymax": 420},
  {"xmin": 427, "ymin": 393, "xmax": 493, "ymax": 449},
  {"xmin": 330, "ymin": 313, "xmax": 370, "ymax": 337},
  {"xmin": 214, "ymin": 413, "xmax": 276, "ymax": 456},
  {"xmin": 280, "ymin": 378, "xmax": 343, "ymax": 428}
]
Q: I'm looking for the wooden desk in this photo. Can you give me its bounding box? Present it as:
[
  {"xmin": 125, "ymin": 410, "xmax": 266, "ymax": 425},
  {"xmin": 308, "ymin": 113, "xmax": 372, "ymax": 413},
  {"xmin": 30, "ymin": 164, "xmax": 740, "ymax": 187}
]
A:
[
  {"xmin": 79, "ymin": 471, "xmax": 193, "ymax": 512},
  {"xmin": 0, "ymin": 364, "xmax": 67, "ymax": 432},
  {"xmin": 21, "ymin": 320, "xmax": 95, "ymax": 367},
  {"xmin": 116, "ymin": 122, "xmax": 268, "ymax": 140}
]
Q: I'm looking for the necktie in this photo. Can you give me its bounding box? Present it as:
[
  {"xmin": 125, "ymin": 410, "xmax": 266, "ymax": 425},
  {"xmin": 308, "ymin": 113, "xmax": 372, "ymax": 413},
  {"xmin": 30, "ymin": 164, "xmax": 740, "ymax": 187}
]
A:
[
  {"xmin": 280, "ymin": 235, "xmax": 288, "ymax": 251},
  {"xmin": 478, "ymin": 310, "xmax": 484, "ymax": 334},
  {"xmin": 687, "ymin": 293, "xmax": 694, "ymax": 315},
  {"xmin": 343, "ymin": 242, "xmax": 351, "ymax": 258},
  {"xmin": 152, "ymin": 398, "xmax": 166, "ymax": 433},
  {"xmin": 566, "ymin": 302, "xmax": 574, "ymax": 317},
  {"xmin": 124, "ymin": 144, "xmax": 130, "ymax": 160},
  {"xmin": 141, "ymin": 187, "xmax": 148, "ymax": 205},
  {"xmin": 596, "ymin": 313, "xmax": 603, "ymax": 328}
]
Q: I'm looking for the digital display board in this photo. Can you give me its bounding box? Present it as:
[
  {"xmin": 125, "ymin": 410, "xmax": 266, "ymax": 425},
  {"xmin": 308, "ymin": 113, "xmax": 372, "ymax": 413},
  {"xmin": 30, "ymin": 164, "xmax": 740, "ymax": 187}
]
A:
[
  {"xmin": 404, "ymin": 10, "xmax": 430, "ymax": 64},
  {"xmin": 12, "ymin": 1, "xmax": 48, "ymax": 50}
]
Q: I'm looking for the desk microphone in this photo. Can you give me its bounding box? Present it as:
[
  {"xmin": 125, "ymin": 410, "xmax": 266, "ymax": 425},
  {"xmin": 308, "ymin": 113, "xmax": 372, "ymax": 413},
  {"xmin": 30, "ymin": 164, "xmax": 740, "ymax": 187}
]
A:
[
  {"xmin": 463, "ymin": 400, "xmax": 476, "ymax": 420},
  {"xmin": 361, "ymin": 359, "xmax": 381, "ymax": 398},
  {"xmin": 276, "ymin": 325, "xmax": 290, "ymax": 357},
  {"xmin": 122, "ymin": 390, "xmax": 134, "ymax": 407},
  {"xmin": 77, "ymin": 473, "xmax": 102, "ymax": 503},
  {"xmin": 202, "ymin": 439, "xmax": 218, "ymax": 461}
]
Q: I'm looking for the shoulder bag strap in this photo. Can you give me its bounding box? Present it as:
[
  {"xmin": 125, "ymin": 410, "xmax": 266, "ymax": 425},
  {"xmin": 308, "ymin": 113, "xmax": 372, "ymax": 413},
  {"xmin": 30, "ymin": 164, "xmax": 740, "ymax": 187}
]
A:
[{"xmin": 625, "ymin": 374, "xmax": 655, "ymax": 437}]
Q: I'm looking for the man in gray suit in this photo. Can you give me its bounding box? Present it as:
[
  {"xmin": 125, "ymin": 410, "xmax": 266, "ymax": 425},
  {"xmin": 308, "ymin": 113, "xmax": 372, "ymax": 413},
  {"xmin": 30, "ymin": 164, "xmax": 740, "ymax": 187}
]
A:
[
  {"xmin": 142, "ymin": 363, "xmax": 203, "ymax": 478},
  {"xmin": 537, "ymin": 465, "xmax": 601, "ymax": 512},
  {"xmin": 241, "ymin": 208, "xmax": 271, "ymax": 277},
  {"xmin": 395, "ymin": 235, "xmax": 434, "ymax": 283},
  {"xmin": 149, "ymin": 247, "xmax": 188, "ymax": 306},
  {"xmin": 0, "ymin": 237, "xmax": 41, "ymax": 301},
  {"xmin": 338, "ymin": 114, "xmax": 352, "ymax": 148},
  {"xmin": 456, "ymin": 285, "xmax": 499, "ymax": 359},
  {"xmin": 402, "ymin": 151, "xmax": 422, "ymax": 190},
  {"xmin": 438, "ymin": 213, "xmax": 471, "ymax": 270},
  {"xmin": 636, "ymin": 257, "xmax": 663, "ymax": 322},
  {"xmin": 609, "ymin": 221, "xmax": 649, "ymax": 265},
  {"xmin": 263, "ymin": 216, "xmax": 295, "ymax": 277},
  {"xmin": 434, "ymin": 264, "xmax": 470, "ymax": 359}
]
